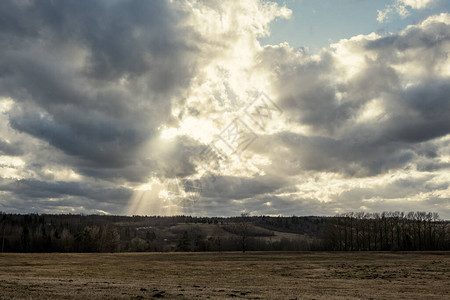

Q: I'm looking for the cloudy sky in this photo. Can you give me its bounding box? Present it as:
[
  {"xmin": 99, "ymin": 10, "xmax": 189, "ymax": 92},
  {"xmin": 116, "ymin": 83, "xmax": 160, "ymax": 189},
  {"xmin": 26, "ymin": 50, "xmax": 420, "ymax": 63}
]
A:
[{"xmin": 0, "ymin": 0, "xmax": 449, "ymax": 218}]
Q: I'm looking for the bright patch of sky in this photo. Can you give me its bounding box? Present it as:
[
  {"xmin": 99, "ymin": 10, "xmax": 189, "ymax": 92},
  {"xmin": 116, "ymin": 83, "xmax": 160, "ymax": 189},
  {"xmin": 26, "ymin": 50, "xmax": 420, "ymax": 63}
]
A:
[{"xmin": 260, "ymin": 0, "xmax": 448, "ymax": 51}]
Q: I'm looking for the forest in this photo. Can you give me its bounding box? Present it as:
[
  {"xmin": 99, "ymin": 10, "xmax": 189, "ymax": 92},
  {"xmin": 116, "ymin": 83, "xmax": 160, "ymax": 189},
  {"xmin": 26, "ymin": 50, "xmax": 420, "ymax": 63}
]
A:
[{"xmin": 0, "ymin": 211, "xmax": 448, "ymax": 252}]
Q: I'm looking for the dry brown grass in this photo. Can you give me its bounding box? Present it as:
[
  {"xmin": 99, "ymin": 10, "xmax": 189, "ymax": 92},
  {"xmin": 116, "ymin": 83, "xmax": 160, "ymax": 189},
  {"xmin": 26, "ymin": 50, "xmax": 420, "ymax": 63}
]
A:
[{"xmin": 0, "ymin": 252, "xmax": 449, "ymax": 299}]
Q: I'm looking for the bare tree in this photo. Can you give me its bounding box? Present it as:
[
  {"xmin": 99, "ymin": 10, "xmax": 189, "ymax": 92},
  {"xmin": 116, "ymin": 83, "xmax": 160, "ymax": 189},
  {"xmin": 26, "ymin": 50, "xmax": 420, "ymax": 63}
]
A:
[{"xmin": 236, "ymin": 213, "xmax": 251, "ymax": 253}]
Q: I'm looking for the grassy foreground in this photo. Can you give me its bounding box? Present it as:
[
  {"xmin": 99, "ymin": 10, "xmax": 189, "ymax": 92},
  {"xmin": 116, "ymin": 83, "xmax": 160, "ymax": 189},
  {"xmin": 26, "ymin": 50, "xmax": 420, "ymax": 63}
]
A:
[{"xmin": 0, "ymin": 252, "xmax": 449, "ymax": 299}]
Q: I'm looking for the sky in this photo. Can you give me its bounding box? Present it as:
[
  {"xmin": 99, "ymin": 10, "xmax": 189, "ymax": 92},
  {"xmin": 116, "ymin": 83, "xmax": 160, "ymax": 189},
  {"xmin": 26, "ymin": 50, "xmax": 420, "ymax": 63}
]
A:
[{"xmin": 0, "ymin": 0, "xmax": 449, "ymax": 218}]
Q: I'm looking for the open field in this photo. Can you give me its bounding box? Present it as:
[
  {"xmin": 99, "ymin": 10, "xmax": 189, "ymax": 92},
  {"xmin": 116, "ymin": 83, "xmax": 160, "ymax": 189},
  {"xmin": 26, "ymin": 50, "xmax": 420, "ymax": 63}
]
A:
[{"xmin": 0, "ymin": 252, "xmax": 449, "ymax": 299}]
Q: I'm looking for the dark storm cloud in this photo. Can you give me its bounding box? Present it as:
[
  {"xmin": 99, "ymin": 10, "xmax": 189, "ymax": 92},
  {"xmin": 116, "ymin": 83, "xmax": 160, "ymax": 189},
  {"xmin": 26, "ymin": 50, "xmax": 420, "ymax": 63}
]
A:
[
  {"xmin": 0, "ymin": 0, "xmax": 200, "ymax": 181},
  {"xmin": 199, "ymin": 175, "xmax": 289, "ymax": 200},
  {"xmin": 365, "ymin": 20, "xmax": 450, "ymax": 59},
  {"xmin": 0, "ymin": 0, "xmax": 210, "ymax": 214},
  {"xmin": 384, "ymin": 81, "xmax": 450, "ymax": 143},
  {"xmin": 259, "ymin": 48, "xmax": 350, "ymax": 134},
  {"xmin": 0, "ymin": 0, "xmax": 192, "ymax": 82},
  {"xmin": 8, "ymin": 104, "xmax": 144, "ymax": 168},
  {"xmin": 0, "ymin": 178, "xmax": 132, "ymax": 203},
  {"xmin": 335, "ymin": 175, "xmax": 442, "ymax": 202},
  {"xmin": 249, "ymin": 132, "xmax": 415, "ymax": 177},
  {"xmin": 0, "ymin": 138, "xmax": 23, "ymax": 156}
]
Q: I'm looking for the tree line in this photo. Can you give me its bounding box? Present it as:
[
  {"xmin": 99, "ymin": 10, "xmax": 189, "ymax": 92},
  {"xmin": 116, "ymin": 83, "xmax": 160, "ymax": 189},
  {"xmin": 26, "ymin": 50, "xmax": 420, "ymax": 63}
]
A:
[
  {"xmin": 326, "ymin": 211, "xmax": 448, "ymax": 251},
  {"xmin": 0, "ymin": 211, "xmax": 448, "ymax": 252}
]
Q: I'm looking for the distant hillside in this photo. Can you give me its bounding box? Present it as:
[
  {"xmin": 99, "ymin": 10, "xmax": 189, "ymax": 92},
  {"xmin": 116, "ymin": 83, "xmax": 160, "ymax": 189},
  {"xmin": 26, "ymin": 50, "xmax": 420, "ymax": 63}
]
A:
[{"xmin": 0, "ymin": 212, "xmax": 448, "ymax": 252}]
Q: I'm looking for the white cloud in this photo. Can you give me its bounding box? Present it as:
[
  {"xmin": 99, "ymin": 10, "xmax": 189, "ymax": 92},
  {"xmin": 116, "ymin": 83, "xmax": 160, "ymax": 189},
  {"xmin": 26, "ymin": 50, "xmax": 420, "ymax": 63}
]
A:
[
  {"xmin": 398, "ymin": 0, "xmax": 437, "ymax": 9},
  {"xmin": 377, "ymin": 2, "xmax": 410, "ymax": 23},
  {"xmin": 377, "ymin": 0, "xmax": 438, "ymax": 23}
]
